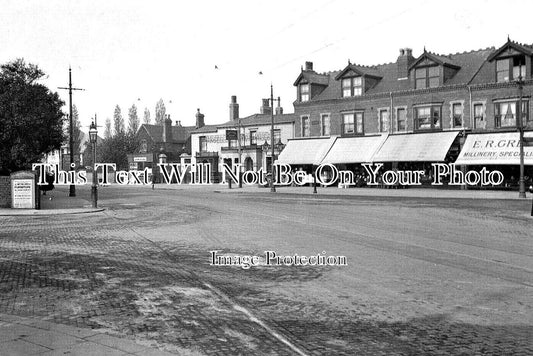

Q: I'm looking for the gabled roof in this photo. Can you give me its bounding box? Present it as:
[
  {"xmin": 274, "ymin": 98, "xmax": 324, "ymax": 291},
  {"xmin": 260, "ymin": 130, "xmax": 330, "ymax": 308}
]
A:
[
  {"xmin": 409, "ymin": 50, "xmax": 460, "ymax": 70},
  {"xmin": 306, "ymin": 47, "xmax": 495, "ymax": 101},
  {"xmin": 293, "ymin": 71, "xmax": 329, "ymax": 86},
  {"xmin": 334, "ymin": 63, "xmax": 383, "ymax": 80},
  {"xmin": 487, "ymin": 39, "xmax": 533, "ymax": 61}
]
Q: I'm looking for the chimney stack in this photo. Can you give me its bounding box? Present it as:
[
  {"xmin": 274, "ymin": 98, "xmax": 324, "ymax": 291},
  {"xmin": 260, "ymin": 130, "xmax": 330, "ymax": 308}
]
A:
[
  {"xmin": 397, "ymin": 48, "xmax": 414, "ymax": 80},
  {"xmin": 260, "ymin": 99, "xmax": 272, "ymax": 115},
  {"xmin": 176, "ymin": 120, "xmax": 181, "ymax": 126},
  {"xmin": 229, "ymin": 95, "xmax": 239, "ymax": 121},
  {"xmin": 305, "ymin": 61, "xmax": 313, "ymax": 71},
  {"xmin": 275, "ymin": 97, "xmax": 283, "ymax": 115},
  {"xmin": 163, "ymin": 114, "xmax": 172, "ymax": 143},
  {"xmin": 195, "ymin": 109, "xmax": 205, "ymax": 129}
]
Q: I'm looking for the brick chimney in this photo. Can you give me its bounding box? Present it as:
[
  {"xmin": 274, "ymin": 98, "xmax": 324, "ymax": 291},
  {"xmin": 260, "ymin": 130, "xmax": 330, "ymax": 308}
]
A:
[
  {"xmin": 275, "ymin": 97, "xmax": 283, "ymax": 115},
  {"xmin": 163, "ymin": 114, "xmax": 172, "ymax": 143},
  {"xmin": 195, "ymin": 109, "xmax": 205, "ymax": 129},
  {"xmin": 305, "ymin": 61, "xmax": 313, "ymax": 71},
  {"xmin": 229, "ymin": 95, "xmax": 239, "ymax": 121},
  {"xmin": 397, "ymin": 48, "xmax": 414, "ymax": 80},
  {"xmin": 260, "ymin": 99, "xmax": 272, "ymax": 115}
]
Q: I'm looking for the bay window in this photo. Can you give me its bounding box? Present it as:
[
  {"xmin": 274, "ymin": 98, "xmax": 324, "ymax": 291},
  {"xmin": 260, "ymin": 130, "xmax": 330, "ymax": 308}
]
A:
[{"xmin": 415, "ymin": 105, "xmax": 441, "ymax": 130}]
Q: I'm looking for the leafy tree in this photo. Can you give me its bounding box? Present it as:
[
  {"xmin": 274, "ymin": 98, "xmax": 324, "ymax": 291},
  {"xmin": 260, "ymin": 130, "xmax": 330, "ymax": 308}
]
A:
[
  {"xmin": 128, "ymin": 104, "xmax": 139, "ymax": 134},
  {"xmin": 71, "ymin": 104, "xmax": 82, "ymax": 164},
  {"xmin": 104, "ymin": 118, "xmax": 112, "ymax": 139},
  {"xmin": 155, "ymin": 99, "xmax": 166, "ymax": 125},
  {"xmin": 113, "ymin": 105, "xmax": 124, "ymax": 135},
  {"xmin": 0, "ymin": 58, "xmax": 64, "ymax": 174},
  {"xmin": 143, "ymin": 107, "xmax": 151, "ymax": 124}
]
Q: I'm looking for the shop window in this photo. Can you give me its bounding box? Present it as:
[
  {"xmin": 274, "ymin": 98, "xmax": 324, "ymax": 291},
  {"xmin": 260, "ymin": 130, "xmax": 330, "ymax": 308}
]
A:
[
  {"xmin": 341, "ymin": 77, "xmax": 362, "ymax": 97},
  {"xmin": 495, "ymin": 100, "xmax": 528, "ymax": 128},
  {"xmin": 415, "ymin": 106, "xmax": 441, "ymax": 130},
  {"xmin": 321, "ymin": 114, "xmax": 330, "ymax": 136},
  {"xmin": 379, "ymin": 109, "xmax": 389, "ymax": 132},
  {"xmin": 452, "ymin": 103, "xmax": 463, "ymax": 127},
  {"xmin": 300, "ymin": 84, "xmax": 309, "ymax": 102},
  {"xmin": 301, "ymin": 116, "xmax": 310, "ymax": 137},
  {"xmin": 342, "ymin": 112, "xmax": 363, "ymax": 135}
]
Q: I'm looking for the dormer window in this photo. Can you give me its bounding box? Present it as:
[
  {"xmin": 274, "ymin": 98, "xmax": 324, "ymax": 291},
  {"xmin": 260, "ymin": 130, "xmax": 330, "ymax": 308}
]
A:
[
  {"xmin": 415, "ymin": 66, "xmax": 440, "ymax": 89},
  {"xmin": 299, "ymin": 84, "xmax": 309, "ymax": 102},
  {"xmin": 496, "ymin": 56, "xmax": 526, "ymax": 83},
  {"xmin": 342, "ymin": 77, "xmax": 362, "ymax": 97}
]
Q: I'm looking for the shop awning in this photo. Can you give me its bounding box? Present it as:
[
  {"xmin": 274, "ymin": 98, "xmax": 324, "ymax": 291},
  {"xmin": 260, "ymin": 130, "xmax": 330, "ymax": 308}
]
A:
[
  {"xmin": 372, "ymin": 131, "xmax": 459, "ymax": 162},
  {"xmin": 455, "ymin": 132, "xmax": 533, "ymax": 165},
  {"xmin": 276, "ymin": 137, "xmax": 336, "ymax": 165},
  {"xmin": 321, "ymin": 135, "xmax": 387, "ymax": 164}
]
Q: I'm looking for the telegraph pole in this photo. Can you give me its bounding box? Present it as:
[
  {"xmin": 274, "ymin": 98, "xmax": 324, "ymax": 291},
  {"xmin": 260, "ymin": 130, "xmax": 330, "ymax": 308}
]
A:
[
  {"xmin": 269, "ymin": 84, "xmax": 281, "ymax": 193},
  {"xmin": 517, "ymin": 74, "xmax": 526, "ymax": 198},
  {"xmin": 59, "ymin": 66, "xmax": 85, "ymax": 197}
]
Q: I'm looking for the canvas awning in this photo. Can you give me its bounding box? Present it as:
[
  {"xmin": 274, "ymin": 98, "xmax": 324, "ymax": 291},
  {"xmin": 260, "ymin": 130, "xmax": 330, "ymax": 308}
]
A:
[
  {"xmin": 321, "ymin": 135, "xmax": 387, "ymax": 164},
  {"xmin": 455, "ymin": 132, "xmax": 533, "ymax": 165},
  {"xmin": 372, "ymin": 131, "xmax": 459, "ymax": 162},
  {"xmin": 276, "ymin": 137, "xmax": 336, "ymax": 165}
]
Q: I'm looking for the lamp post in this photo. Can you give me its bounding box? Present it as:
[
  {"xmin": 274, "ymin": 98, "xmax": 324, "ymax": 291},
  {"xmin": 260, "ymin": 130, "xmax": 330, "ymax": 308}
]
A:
[
  {"xmin": 89, "ymin": 121, "xmax": 98, "ymax": 208},
  {"xmin": 517, "ymin": 75, "xmax": 526, "ymax": 198}
]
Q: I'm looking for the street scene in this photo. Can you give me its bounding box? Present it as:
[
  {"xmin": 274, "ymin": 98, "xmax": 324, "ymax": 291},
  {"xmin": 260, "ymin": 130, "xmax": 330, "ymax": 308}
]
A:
[{"xmin": 0, "ymin": 185, "xmax": 532, "ymax": 355}]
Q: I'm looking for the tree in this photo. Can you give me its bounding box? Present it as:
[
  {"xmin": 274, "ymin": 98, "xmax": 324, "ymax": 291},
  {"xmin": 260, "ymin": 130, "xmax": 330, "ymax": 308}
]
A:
[
  {"xmin": 155, "ymin": 99, "xmax": 166, "ymax": 125},
  {"xmin": 143, "ymin": 107, "xmax": 151, "ymax": 124},
  {"xmin": 71, "ymin": 104, "xmax": 82, "ymax": 165},
  {"xmin": 113, "ymin": 105, "xmax": 124, "ymax": 136},
  {"xmin": 0, "ymin": 58, "xmax": 64, "ymax": 174},
  {"xmin": 104, "ymin": 118, "xmax": 112, "ymax": 139},
  {"xmin": 128, "ymin": 104, "xmax": 139, "ymax": 134}
]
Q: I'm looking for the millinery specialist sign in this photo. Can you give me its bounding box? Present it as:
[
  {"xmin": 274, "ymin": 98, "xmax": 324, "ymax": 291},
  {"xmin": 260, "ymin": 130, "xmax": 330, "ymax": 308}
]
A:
[{"xmin": 455, "ymin": 132, "xmax": 533, "ymax": 165}]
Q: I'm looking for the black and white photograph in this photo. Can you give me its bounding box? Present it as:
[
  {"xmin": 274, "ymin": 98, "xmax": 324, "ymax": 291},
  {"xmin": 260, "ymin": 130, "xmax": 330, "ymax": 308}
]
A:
[{"xmin": 0, "ymin": 0, "xmax": 532, "ymax": 355}]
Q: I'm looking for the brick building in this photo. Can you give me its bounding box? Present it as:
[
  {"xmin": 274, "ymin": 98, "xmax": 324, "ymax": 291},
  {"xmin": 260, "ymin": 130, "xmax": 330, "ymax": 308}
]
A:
[
  {"xmin": 128, "ymin": 115, "xmax": 195, "ymax": 171},
  {"xmin": 280, "ymin": 39, "xmax": 533, "ymax": 186},
  {"xmin": 190, "ymin": 96, "xmax": 296, "ymax": 182}
]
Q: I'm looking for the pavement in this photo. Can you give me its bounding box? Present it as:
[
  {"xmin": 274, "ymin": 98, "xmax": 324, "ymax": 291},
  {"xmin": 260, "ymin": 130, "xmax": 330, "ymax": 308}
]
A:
[
  {"xmin": 0, "ymin": 313, "xmax": 176, "ymax": 355},
  {"xmin": 0, "ymin": 189, "xmax": 104, "ymax": 216}
]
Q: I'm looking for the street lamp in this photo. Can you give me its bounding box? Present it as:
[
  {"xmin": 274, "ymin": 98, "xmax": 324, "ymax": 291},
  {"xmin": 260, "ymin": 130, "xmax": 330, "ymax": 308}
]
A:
[{"xmin": 89, "ymin": 121, "xmax": 98, "ymax": 208}]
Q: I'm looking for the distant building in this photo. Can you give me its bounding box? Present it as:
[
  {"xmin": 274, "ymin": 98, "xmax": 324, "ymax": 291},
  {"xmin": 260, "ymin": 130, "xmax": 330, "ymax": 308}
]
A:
[
  {"xmin": 128, "ymin": 115, "xmax": 195, "ymax": 171},
  {"xmin": 190, "ymin": 96, "xmax": 296, "ymax": 182}
]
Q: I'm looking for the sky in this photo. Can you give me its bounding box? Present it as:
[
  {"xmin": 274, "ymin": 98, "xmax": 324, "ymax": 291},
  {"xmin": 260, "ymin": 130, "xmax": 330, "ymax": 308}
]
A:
[{"xmin": 1, "ymin": 0, "xmax": 532, "ymax": 132}]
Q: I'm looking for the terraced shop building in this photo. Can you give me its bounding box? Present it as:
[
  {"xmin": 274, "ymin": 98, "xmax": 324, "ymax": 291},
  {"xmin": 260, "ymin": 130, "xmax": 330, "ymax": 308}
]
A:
[{"xmin": 279, "ymin": 39, "xmax": 533, "ymax": 187}]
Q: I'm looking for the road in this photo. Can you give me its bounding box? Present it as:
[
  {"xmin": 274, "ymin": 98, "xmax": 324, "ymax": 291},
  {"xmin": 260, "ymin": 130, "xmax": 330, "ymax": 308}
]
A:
[{"xmin": 0, "ymin": 185, "xmax": 532, "ymax": 355}]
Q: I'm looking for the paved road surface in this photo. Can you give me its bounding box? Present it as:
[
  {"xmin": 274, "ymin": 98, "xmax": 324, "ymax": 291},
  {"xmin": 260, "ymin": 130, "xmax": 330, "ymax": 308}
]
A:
[{"xmin": 0, "ymin": 185, "xmax": 531, "ymax": 355}]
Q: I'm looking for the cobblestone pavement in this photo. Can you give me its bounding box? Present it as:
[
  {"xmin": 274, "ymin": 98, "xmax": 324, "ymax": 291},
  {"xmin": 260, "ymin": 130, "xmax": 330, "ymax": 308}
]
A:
[{"xmin": 0, "ymin": 186, "xmax": 532, "ymax": 355}]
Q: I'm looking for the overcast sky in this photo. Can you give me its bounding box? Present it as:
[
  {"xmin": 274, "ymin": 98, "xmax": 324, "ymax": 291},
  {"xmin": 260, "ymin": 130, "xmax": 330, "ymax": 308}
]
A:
[{"xmin": 1, "ymin": 0, "xmax": 532, "ymax": 131}]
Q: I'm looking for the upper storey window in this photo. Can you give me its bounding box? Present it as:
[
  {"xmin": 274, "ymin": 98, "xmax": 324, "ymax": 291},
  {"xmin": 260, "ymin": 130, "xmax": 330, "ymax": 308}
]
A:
[
  {"xmin": 299, "ymin": 84, "xmax": 309, "ymax": 102},
  {"xmin": 496, "ymin": 56, "xmax": 526, "ymax": 82},
  {"xmin": 342, "ymin": 77, "xmax": 362, "ymax": 97},
  {"xmin": 415, "ymin": 66, "xmax": 440, "ymax": 89}
]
